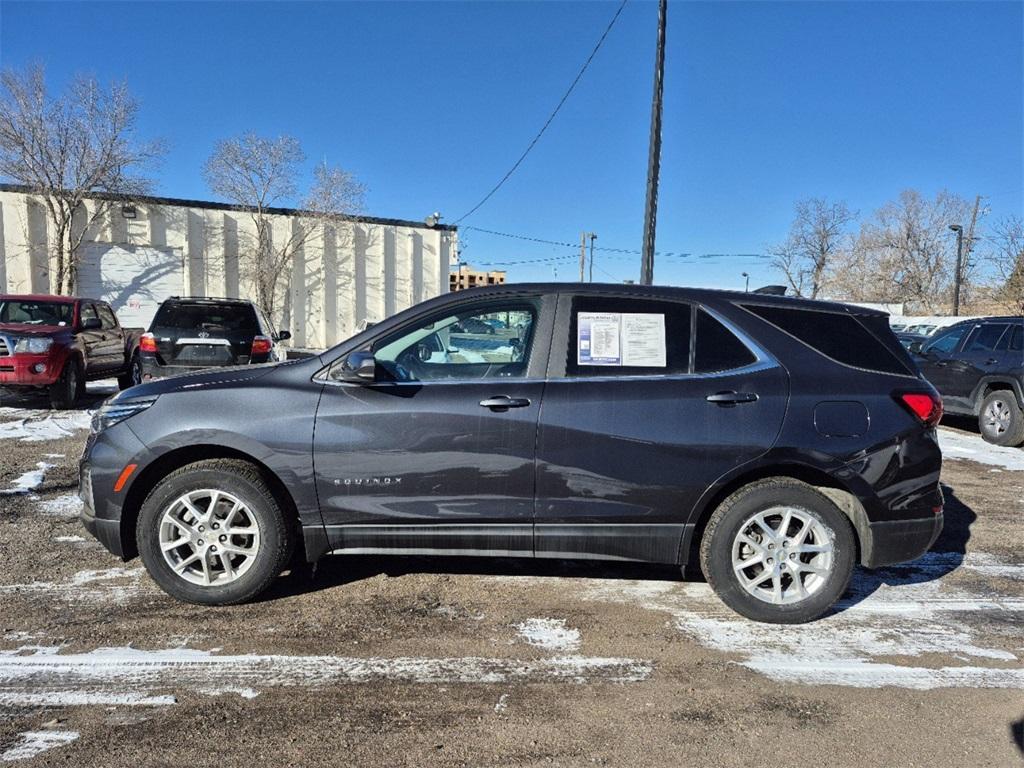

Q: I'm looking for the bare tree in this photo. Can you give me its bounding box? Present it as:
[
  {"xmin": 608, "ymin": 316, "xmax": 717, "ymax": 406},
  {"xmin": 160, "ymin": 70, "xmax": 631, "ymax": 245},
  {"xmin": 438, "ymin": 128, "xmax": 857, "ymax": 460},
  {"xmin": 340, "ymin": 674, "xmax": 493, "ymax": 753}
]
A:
[
  {"xmin": 204, "ymin": 134, "xmax": 364, "ymax": 318},
  {"xmin": 832, "ymin": 189, "xmax": 972, "ymax": 312},
  {"xmin": 985, "ymin": 215, "xmax": 1024, "ymax": 315},
  {"xmin": 0, "ymin": 64, "xmax": 163, "ymax": 294},
  {"xmin": 769, "ymin": 198, "xmax": 856, "ymax": 298}
]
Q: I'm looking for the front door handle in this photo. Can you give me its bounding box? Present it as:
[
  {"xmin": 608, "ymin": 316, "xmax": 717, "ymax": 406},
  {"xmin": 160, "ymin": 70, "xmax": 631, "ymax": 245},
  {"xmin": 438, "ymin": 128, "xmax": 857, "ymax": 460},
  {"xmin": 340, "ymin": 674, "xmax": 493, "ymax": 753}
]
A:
[
  {"xmin": 986, "ymin": 357, "xmax": 999, "ymax": 365},
  {"xmin": 706, "ymin": 391, "xmax": 758, "ymax": 406},
  {"xmin": 479, "ymin": 395, "xmax": 531, "ymax": 411}
]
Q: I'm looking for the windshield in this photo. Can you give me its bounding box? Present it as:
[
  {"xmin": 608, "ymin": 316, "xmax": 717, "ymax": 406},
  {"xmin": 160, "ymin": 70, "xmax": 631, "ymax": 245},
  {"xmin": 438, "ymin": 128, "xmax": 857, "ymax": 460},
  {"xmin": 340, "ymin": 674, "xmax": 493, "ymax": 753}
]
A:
[{"xmin": 0, "ymin": 300, "xmax": 74, "ymax": 326}]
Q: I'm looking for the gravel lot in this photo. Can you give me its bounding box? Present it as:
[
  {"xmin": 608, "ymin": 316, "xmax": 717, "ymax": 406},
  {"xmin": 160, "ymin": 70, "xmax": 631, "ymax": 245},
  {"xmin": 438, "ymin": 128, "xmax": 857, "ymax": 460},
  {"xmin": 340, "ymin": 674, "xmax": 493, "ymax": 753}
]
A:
[{"xmin": 0, "ymin": 383, "xmax": 1021, "ymax": 766}]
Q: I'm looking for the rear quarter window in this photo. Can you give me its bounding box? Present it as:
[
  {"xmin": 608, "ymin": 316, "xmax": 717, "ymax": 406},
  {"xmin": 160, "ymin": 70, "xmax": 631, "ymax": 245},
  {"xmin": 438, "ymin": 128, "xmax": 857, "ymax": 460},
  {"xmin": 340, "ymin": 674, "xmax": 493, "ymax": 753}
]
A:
[{"xmin": 743, "ymin": 303, "xmax": 913, "ymax": 376}]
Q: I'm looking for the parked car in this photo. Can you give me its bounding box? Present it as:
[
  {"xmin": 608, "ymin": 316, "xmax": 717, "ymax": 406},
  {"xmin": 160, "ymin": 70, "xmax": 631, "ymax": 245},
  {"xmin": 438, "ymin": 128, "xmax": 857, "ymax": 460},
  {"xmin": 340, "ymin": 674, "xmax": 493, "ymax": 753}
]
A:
[
  {"xmin": 80, "ymin": 284, "xmax": 943, "ymax": 624},
  {"xmin": 896, "ymin": 331, "xmax": 929, "ymax": 351},
  {"xmin": 139, "ymin": 296, "xmax": 290, "ymax": 380},
  {"xmin": 913, "ymin": 316, "xmax": 1024, "ymax": 446},
  {"xmin": 0, "ymin": 294, "xmax": 143, "ymax": 408}
]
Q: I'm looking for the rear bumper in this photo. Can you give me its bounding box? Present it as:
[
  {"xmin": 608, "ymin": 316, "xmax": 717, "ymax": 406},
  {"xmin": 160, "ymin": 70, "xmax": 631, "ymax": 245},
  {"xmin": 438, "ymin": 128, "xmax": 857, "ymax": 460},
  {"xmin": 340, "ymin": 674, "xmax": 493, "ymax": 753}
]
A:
[
  {"xmin": 141, "ymin": 356, "xmax": 270, "ymax": 381},
  {"xmin": 864, "ymin": 512, "xmax": 944, "ymax": 568},
  {"xmin": 0, "ymin": 354, "xmax": 60, "ymax": 386}
]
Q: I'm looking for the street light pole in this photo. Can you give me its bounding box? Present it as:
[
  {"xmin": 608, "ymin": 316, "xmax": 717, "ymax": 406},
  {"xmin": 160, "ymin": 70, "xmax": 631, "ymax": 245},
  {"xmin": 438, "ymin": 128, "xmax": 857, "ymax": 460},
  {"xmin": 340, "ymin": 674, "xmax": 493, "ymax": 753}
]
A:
[
  {"xmin": 588, "ymin": 232, "xmax": 597, "ymax": 282},
  {"xmin": 949, "ymin": 224, "xmax": 964, "ymax": 316},
  {"xmin": 742, "ymin": 272, "xmax": 750, "ymax": 292}
]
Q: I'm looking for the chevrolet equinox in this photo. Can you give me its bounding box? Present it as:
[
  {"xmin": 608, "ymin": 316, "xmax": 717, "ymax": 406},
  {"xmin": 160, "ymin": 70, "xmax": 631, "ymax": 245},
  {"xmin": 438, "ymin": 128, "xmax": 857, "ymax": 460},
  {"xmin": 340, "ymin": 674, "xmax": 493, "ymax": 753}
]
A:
[{"xmin": 80, "ymin": 284, "xmax": 944, "ymax": 623}]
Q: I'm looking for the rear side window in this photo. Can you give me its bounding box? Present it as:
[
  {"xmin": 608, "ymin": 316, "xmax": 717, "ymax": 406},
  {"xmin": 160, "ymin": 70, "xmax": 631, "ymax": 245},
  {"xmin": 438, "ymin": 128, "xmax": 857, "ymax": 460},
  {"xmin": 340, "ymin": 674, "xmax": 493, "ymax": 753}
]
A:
[
  {"xmin": 567, "ymin": 296, "xmax": 691, "ymax": 376},
  {"xmin": 965, "ymin": 324, "xmax": 1009, "ymax": 353},
  {"xmin": 1009, "ymin": 326, "xmax": 1023, "ymax": 353},
  {"xmin": 694, "ymin": 310, "xmax": 757, "ymax": 373},
  {"xmin": 743, "ymin": 304, "xmax": 913, "ymax": 375},
  {"xmin": 152, "ymin": 302, "xmax": 259, "ymax": 332}
]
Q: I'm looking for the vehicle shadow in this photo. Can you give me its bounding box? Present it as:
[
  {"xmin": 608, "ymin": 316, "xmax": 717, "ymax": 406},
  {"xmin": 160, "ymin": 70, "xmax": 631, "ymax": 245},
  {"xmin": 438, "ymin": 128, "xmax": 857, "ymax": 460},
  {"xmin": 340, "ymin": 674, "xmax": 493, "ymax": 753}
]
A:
[
  {"xmin": 0, "ymin": 381, "xmax": 115, "ymax": 411},
  {"xmin": 260, "ymin": 553, "xmax": 682, "ymax": 603},
  {"xmin": 1011, "ymin": 717, "xmax": 1024, "ymax": 757},
  {"xmin": 832, "ymin": 482, "xmax": 976, "ymax": 613},
  {"xmin": 941, "ymin": 413, "xmax": 981, "ymax": 436}
]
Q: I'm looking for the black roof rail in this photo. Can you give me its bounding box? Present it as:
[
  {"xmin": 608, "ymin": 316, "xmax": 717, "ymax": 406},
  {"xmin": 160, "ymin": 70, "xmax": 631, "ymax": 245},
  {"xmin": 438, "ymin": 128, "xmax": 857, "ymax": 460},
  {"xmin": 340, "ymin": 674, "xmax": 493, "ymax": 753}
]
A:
[{"xmin": 168, "ymin": 295, "xmax": 253, "ymax": 304}]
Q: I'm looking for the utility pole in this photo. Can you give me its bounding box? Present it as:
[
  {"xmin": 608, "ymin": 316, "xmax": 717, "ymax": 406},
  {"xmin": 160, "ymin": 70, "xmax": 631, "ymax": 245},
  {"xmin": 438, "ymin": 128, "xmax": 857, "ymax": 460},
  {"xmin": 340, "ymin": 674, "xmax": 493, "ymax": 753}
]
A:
[
  {"xmin": 587, "ymin": 232, "xmax": 598, "ymax": 281},
  {"xmin": 640, "ymin": 0, "xmax": 667, "ymax": 286},
  {"xmin": 949, "ymin": 225, "xmax": 964, "ymax": 316},
  {"xmin": 579, "ymin": 232, "xmax": 587, "ymax": 282}
]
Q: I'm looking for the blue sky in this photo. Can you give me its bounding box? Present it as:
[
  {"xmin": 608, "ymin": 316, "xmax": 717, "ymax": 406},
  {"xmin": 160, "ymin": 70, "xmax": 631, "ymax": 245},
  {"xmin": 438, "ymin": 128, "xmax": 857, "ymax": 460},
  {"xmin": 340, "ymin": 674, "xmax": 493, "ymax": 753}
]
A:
[{"xmin": 1, "ymin": 0, "xmax": 1021, "ymax": 290}]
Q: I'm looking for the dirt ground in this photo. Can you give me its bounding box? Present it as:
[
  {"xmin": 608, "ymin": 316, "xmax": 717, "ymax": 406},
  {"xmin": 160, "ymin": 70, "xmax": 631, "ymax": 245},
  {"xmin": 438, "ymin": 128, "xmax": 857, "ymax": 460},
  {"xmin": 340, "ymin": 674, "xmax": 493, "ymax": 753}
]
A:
[{"xmin": 0, "ymin": 383, "xmax": 1021, "ymax": 767}]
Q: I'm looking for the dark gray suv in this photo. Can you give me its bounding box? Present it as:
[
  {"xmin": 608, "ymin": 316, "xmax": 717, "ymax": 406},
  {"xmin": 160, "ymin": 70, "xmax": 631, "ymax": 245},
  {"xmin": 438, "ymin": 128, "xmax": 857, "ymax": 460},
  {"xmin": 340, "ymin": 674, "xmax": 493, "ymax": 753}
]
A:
[{"xmin": 80, "ymin": 284, "xmax": 943, "ymax": 623}]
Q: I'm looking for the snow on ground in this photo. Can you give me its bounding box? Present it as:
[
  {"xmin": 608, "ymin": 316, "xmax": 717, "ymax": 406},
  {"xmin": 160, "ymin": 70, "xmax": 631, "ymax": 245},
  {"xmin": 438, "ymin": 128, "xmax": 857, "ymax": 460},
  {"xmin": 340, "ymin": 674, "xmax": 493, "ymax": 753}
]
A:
[
  {"xmin": 37, "ymin": 494, "xmax": 83, "ymax": 518},
  {"xmin": 0, "ymin": 644, "xmax": 651, "ymax": 707},
  {"xmin": 582, "ymin": 550, "xmax": 1024, "ymax": 690},
  {"xmin": 938, "ymin": 427, "xmax": 1024, "ymax": 471},
  {"xmin": 0, "ymin": 730, "xmax": 79, "ymax": 762},
  {"xmin": 0, "ymin": 411, "xmax": 93, "ymax": 442},
  {"xmin": 515, "ymin": 618, "xmax": 582, "ymax": 652},
  {"xmin": 0, "ymin": 462, "xmax": 55, "ymax": 495},
  {"xmin": 0, "ymin": 568, "xmax": 147, "ymax": 604}
]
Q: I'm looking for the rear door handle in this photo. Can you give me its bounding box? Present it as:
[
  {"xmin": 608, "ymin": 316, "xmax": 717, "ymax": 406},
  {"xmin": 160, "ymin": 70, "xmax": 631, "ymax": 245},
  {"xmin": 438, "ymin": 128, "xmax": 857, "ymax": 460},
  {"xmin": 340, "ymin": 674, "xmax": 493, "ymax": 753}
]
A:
[
  {"xmin": 986, "ymin": 357, "xmax": 999, "ymax": 365},
  {"xmin": 706, "ymin": 391, "xmax": 758, "ymax": 406},
  {"xmin": 479, "ymin": 395, "xmax": 531, "ymax": 411}
]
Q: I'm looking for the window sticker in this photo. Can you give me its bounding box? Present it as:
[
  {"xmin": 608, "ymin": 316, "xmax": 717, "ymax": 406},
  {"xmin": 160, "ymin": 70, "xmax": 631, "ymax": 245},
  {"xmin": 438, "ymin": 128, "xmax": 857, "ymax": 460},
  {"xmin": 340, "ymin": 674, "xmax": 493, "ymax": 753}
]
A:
[{"xmin": 577, "ymin": 312, "xmax": 666, "ymax": 367}]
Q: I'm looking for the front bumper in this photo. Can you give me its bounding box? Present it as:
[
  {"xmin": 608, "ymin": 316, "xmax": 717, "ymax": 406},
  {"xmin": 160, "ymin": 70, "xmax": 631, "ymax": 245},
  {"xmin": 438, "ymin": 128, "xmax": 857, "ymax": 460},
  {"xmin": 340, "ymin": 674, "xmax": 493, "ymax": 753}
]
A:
[
  {"xmin": 864, "ymin": 512, "xmax": 944, "ymax": 568},
  {"xmin": 0, "ymin": 354, "xmax": 60, "ymax": 387}
]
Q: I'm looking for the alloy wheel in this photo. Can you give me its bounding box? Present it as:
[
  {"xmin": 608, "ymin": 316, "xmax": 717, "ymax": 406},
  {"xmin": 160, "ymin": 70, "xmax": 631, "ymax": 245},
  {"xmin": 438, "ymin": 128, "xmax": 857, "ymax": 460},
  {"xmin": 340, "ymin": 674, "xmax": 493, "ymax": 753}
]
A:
[
  {"xmin": 158, "ymin": 489, "xmax": 261, "ymax": 586},
  {"xmin": 983, "ymin": 398, "xmax": 1012, "ymax": 437},
  {"xmin": 731, "ymin": 506, "xmax": 834, "ymax": 605}
]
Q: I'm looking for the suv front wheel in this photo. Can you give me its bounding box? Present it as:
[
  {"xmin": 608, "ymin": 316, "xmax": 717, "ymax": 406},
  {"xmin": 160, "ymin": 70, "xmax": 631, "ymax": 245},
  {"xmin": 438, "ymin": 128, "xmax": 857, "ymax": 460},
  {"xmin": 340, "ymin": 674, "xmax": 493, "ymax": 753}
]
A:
[
  {"xmin": 137, "ymin": 459, "xmax": 294, "ymax": 605},
  {"xmin": 700, "ymin": 478, "xmax": 855, "ymax": 624},
  {"xmin": 979, "ymin": 390, "xmax": 1024, "ymax": 447}
]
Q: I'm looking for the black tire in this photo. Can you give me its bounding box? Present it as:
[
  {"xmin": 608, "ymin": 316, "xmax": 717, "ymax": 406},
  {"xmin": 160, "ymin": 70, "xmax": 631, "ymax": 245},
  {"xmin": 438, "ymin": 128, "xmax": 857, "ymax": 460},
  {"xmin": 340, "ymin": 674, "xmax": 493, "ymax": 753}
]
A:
[
  {"xmin": 699, "ymin": 478, "xmax": 856, "ymax": 624},
  {"xmin": 978, "ymin": 390, "xmax": 1024, "ymax": 447},
  {"xmin": 49, "ymin": 358, "xmax": 83, "ymax": 410},
  {"xmin": 117, "ymin": 352, "xmax": 142, "ymax": 391},
  {"xmin": 136, "ymin": 459, "xmax": 294, "ymax": 605}
]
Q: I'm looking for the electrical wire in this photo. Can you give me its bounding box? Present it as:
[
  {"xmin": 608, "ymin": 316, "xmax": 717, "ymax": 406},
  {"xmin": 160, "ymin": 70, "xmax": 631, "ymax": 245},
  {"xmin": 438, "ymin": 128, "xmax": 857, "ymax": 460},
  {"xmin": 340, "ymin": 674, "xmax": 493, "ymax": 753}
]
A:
[{"xmin": 453, "ymin": 0, "xmax": 630, "ymax": 224}]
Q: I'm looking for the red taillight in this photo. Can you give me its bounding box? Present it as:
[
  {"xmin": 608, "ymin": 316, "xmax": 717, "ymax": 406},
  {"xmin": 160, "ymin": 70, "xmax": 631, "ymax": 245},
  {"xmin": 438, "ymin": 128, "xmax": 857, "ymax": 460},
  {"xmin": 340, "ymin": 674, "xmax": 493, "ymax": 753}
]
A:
[
  {"xmin": 897, "ymin": 392, "xmax": 943, "ymax": 426},
  {"xmin": 139, "ymin": 333, "xmax": 157, "ymax": 353},
  {"xmin": 251, "ymin": 336, "xmax": 273, "ymax": 356}
]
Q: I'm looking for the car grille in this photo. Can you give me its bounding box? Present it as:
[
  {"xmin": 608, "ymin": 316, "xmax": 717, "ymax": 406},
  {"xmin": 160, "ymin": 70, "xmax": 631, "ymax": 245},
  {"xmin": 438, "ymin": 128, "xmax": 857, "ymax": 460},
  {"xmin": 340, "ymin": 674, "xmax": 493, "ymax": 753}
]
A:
[{"xmin": 0, "ymin": 336, "xmax": 10, "ymax": 357}]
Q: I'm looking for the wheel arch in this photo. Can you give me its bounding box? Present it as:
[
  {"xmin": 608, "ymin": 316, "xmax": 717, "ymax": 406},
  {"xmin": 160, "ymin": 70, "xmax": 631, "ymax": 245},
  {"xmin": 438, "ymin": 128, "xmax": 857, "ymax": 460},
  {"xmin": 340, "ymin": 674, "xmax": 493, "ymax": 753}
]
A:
[
  {"xmin": 972, "ymin": 377, "xmax": 1024, "ymax": 413},
  {"xmin": 684, "ymin": 461, "xmax": 870, "ymax": 570},
  {"xmin": 119, "ymin": 444, "xmax": 304, "ymax": 561}
]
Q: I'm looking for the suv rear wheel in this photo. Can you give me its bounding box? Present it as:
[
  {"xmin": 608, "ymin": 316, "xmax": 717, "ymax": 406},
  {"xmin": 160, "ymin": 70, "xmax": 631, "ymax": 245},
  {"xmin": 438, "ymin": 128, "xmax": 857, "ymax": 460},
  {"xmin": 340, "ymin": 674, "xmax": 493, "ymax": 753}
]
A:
[
  {"xmin": 979, "ymin": 390, "xmax": 1024, "ymax": 447},
  {"xmin": 700, "ymin": 478, "xmax": 855, "ymax": 624},
  {"xmin": 137, "ymin": 459, "xmax": 294, "ymax": 605}
]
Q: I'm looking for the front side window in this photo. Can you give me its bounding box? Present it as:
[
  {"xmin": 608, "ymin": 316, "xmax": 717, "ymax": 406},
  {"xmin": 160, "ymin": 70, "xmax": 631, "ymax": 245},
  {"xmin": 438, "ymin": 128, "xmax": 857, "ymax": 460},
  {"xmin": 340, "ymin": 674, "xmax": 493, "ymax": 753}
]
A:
[
  {"xmin": 366, "ymin": 304, "xmax": 537, "ymax": 382},
  {"xmin": 925, "ymin": 326, "xmax": 968, "ymax": 355},
  {"xmin": 964, "ymin": 324, "xmax": 1009, "ymax": 353},
  {"xmin": 97, "ymin": 304, "xmax": 118, "ymax": 330},
  {"xmin": 567, "ymin": 296, "xmax": 691, "ymax": 376},
  {"xmin": 79, "ymin": 303, "xmax": 98, "ymax": 325}
]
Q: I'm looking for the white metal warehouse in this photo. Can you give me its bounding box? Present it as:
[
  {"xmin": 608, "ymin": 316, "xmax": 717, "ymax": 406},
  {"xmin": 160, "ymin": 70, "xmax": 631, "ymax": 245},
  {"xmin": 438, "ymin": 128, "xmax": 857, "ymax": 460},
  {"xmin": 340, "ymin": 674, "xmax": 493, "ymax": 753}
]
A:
[{"xmin": 0, "ymin": 184, "xmax": 458, "ymax": 348}]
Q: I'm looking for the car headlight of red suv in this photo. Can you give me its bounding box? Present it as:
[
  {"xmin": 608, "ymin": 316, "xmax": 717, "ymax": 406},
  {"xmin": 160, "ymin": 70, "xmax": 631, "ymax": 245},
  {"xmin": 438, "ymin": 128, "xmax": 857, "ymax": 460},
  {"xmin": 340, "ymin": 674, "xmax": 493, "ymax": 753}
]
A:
[{"xmin": 13, "ymin": 337, "xmax": 53, "ymax": 354}]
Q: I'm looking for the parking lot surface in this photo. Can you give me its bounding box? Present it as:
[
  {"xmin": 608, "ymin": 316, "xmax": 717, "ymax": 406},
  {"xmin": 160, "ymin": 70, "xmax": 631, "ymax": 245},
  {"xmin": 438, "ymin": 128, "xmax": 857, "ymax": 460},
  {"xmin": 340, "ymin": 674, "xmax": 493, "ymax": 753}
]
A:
[{"xmin": 0, "ymin": 383, "xmax": 1022, "ymax": 766}]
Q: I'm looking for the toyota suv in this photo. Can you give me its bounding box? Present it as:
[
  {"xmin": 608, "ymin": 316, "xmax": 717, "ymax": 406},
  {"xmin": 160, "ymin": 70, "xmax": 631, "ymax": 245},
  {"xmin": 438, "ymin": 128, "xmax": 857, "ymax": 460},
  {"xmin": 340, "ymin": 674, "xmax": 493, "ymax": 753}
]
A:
[{"xmin": 80, "ymin": 284, "xmax": 943, "ymax": 624}]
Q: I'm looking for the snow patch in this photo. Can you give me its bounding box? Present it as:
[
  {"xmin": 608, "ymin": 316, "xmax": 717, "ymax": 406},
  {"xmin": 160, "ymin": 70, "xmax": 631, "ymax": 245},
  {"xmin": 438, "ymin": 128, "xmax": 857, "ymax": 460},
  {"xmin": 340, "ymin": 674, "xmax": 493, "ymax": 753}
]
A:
[
  {"xmin": 0, "ymin": 568, "xmax": 145, "ymax": 603},
  {"xmin": 0, "ymin": 410, "xmax": 93, "ymax": 442},
  {"xmin": 938, "ymin": 428, "xmax": 1024, "ymax": 471},
  {"xmin": 54, "ymin": 535, "xmax": 87, "ymax": 543},
  {"xmin": 0, "ymin": 645, "xmax": 651, "ymax": 706},
  {"xmin": 38, "ymin": 493, "xmax": 83, "ymax": 518},
  {"xmin": 515, "ymin": 618, "xmax": 582, "ymax": 652},
  {"xmin": 1, "ymin": 730, "xmax": 79, "ymax": 762},
  {"xmin": 583, "ymin": 551, "xmax": 1024, "ymax": 690},
  {"xmin": 0, "ymin": 462, "xmax": 54, "ymax": 495}
]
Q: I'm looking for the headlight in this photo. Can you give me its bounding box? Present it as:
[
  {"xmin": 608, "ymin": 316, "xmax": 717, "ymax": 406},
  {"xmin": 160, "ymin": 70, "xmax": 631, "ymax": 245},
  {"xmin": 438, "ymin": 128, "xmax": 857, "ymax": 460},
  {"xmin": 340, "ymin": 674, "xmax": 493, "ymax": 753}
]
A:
[
  {"xmin": 91, "ymin": 397, "xmax": 158, "ymax": 433},
  {"xmin": 14, "ymin": 337, "xmax": 53, "ymax": 354}
]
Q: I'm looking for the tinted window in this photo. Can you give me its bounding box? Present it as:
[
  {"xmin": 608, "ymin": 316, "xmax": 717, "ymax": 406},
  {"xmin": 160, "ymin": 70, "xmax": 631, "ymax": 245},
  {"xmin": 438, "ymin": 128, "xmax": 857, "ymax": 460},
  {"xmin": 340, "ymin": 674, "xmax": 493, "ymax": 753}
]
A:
[
  {"xmin": 964, "ymin": 324, "xmax": 1008, "ymax": 353},
  {"xmin": 925, "ymin": 327, "xmax": 967, "ymax": 355},
  {"xmin": 567, "ymin": 296, "xmax": 691, "ymax": 376},
  {"xmin": 744, "ymin": 304, "xmax": 912, "ymax": 375},
  {"xmin": 152, "ymin": 302, "xmax": 258, "ymax": 332},
  {"xmin": 369, "ymin": 303, "xmax": 536, "ymax": 381},
  {"xmin": 96, "ymin": 304, "xmax": 118, "ymax": 330},
  {"xmin": 1010, "ymin": 326, "xmax": 1023, "ymax": 353},
  {"xmin": 79, "ymin": 303, "xmax": 98, "ymax": 324},
  {"xmin": 694, "ymin": 310, "xmax": 756, "ymax": 373}
]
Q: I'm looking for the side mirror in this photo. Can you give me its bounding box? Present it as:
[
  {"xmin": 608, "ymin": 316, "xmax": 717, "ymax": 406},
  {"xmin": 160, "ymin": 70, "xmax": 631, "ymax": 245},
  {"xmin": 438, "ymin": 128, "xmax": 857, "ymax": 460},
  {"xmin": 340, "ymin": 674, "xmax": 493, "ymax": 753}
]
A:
[
  {"xmin": 908, "ymin": 341, "xmax": 923, "ymax": 355},
  {"xmin": 337, "ymin": 350, "xmax": 377, "ymax": 383},
  {"xmin": 81, "ymin": 317, "xmax": 102, "ymax": 330},
  {"xmin": 277, "ymin": 330, "xmax": 292, "ymax": 341}
]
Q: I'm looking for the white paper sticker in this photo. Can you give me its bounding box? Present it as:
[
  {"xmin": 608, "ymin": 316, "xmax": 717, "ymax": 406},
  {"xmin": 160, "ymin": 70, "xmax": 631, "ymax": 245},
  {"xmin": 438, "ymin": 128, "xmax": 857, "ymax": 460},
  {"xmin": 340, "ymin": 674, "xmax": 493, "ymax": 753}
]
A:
[{"xmin": 577, "ymin": 312, "xmax": 666, "ymax": 367}]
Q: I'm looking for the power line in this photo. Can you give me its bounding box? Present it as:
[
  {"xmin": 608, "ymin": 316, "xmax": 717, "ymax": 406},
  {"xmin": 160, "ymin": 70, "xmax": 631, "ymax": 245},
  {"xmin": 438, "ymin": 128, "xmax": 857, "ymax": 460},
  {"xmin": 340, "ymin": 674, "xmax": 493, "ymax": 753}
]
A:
[{"xmin": 453, "ymin": 0, "xmax": 629, "ymax": 224}]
